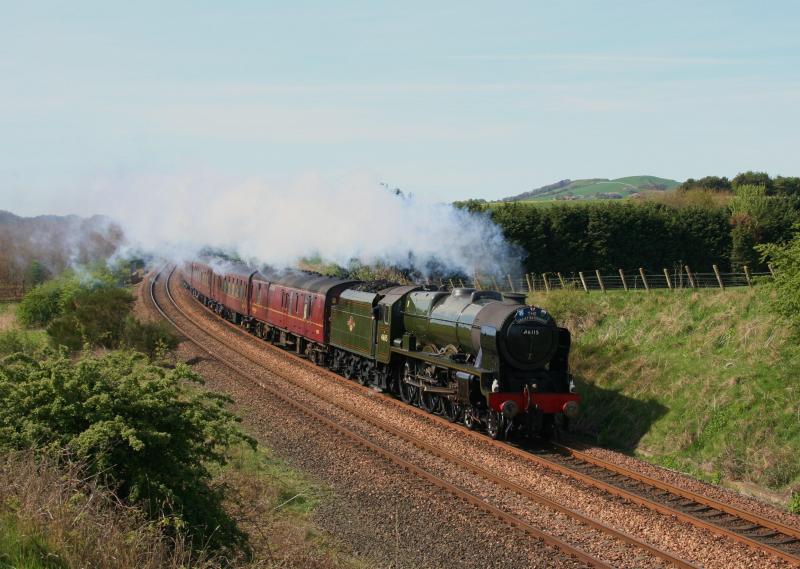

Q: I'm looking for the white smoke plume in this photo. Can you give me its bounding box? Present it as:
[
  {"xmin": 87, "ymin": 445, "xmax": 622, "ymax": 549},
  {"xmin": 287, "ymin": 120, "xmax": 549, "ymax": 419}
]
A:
[{"xmin": 91, "ymin": 172, "xmax": 521, "ymax": 278}]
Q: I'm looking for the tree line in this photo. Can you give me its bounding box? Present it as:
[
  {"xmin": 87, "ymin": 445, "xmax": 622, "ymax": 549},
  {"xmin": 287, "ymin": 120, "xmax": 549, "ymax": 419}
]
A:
[{"xmin": 456, "ymin": 172, "xmax": 800, "ymax": 274}]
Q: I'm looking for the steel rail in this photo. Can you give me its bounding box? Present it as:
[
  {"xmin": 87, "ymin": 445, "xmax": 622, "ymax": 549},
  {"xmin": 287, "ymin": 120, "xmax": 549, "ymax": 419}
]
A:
[
  {"xmin": 164, "ymin": 268, "xmax": 800, "ymax": 567},
  {"xmin": 157, "ymin": 270, "xmax": 698, "ymax": 569},
  {"xmin": 148, "ymin": 268, "xmax": 613, "ymax": 569},
  {"xmin": 550, "ymin": 441, "xmax": 800, "ymax": 542}
]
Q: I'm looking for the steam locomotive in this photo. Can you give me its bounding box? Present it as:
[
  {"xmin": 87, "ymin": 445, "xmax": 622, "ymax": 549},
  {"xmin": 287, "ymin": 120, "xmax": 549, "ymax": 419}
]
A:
[{"xmin": 184, "ymin": 260, "xmax": 579, "ymax": 439}]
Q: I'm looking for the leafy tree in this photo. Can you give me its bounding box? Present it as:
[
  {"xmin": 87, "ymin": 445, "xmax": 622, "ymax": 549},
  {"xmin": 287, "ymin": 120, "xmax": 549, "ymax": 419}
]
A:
[
  {"xmin": 452, "ymin": 198, "xmax": 488, "ymax": 213},
  {"xmin": 773, "ymin": 176, "xmax": 800, "ymax": 197},
  {"xmin": 758, "ymin": 225, "xmax": 800, "ymax": 329},
  {"xmin": 732, "ymin": 171, "xmax": 772, "ymax": 192},
  {"xmin": 25, "ymin": 260, "xmax": 49, "ymax": 286},
  {"xmin": 0, "ymin": 350, "xmax": 254, "ymax": 554},
  {"xmin": 678, "ymin": 176, "xmax": 732, "ymax": 193}
]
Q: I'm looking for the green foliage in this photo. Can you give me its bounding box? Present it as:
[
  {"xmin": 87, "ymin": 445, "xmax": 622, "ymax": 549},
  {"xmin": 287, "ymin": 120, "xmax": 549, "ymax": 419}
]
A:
[
  {"xmin": 491, "ymin": 201, "xmax": 731, "ymax": 273},
  {"xmin": 773, "ymin": 176, "xmax": 800, "ymax": 197},
  {"xmin": 25, "ymin": 261, "xmax": 50, "ymax": 287},
  {"xmin": 120, "ymin": 316, "xmax": 179, "ymax": 357},
  {"xmin": 0, "ymin": 350, "xmax": 255, "ymax": 554},
  {"xmin": 679, "ymin": 175, "xmax": 732, "ymax": 193},
  {"xmin": 0, "ymin": 515, "xmax": 67, "ymax": 569},
  {"xmin": 16, "ymin": 280, "xmax": 64, "ymax": 328},
  {"xmin": 0, "ymin": 330, "xmax": 48, "ymax": 357},
  {"xmin": 452, "ymin": 198, "xmax": 489, "ymax": 213},
  {"xmin": 758, "ymin": 226, "xmax": 800, "ymax": 329},
  {"xmin": 732, "ymin": 170, "xmax": 772, "ymax": 191},
  {"xmin": 47, "ymin": 287, "xmax": 134, "ymax": 350},
  {"xmin": 530, "ymin": 288, "xmax": 800, "ymax": 494},
  {"xmin": 789, "ymin": 493, "xmax": 800, "ymax": 515}
]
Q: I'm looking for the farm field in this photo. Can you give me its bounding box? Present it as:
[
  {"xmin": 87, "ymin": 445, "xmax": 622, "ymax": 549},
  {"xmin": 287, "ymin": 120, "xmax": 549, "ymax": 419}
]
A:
[
  {"xmin": 498, "ymin": 175, "xmax": 680, "ymax": 203},
  {"xmin": 529, "ymin": 287, "xmax": 800, "ymax": 509}
]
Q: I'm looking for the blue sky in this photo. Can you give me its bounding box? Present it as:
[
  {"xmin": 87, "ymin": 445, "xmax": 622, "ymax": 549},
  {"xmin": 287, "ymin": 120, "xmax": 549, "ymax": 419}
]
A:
[{"xmin": 2, "ymin": 1, "xmax": 799, "ymax": 212}]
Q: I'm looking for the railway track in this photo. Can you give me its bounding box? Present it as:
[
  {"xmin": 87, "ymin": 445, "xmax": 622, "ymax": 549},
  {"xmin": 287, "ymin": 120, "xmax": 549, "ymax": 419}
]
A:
[
  {"xmin": 152, "ymin": 266, "xmax": 800, "ymax": 567},
  {"xmin": 149, "ymin": 266, "xmax": 703, "ymax": 568},
  {"xmin": 541, "ymin": 442, "xmax": 800, "ymax": 564}
]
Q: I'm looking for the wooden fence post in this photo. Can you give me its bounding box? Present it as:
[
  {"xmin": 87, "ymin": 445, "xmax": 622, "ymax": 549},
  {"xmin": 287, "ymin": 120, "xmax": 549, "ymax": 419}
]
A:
[
  {"xmin": 662, "ymin": 268, "xmax": 672, "ymax": 290},
  {"xmin": 529, "ymin": 274, "xmax": 537, "ymax": 293},
  {"xmin": 474, "ymin": 271, "xmax": 481, "ymax": 290},
  {"xmin": 713, "ymin": 264, "xmax": 725, "ymax": 290},
  {"xmin": 448, "ymin": 279, "xmax": 455, "ymax": 289},
  {"xmin": 557, "ymin": 272, "xmax": 566, "ymax": 289},
  {"xmin": 743, "ymin": 265, "xmax": 752, "ymax": 288},
  {"xmin": 458, "ymin": 278, "xmax": 465, "ymax": 288},
  {"xmin": 618, "ymin": 269, "xmax": 628, "ymax": 291},
  {"xmin": 542, "ymin": 273, "xmax": 551, "ymax": 293},
  {"xmin": 685, "ymin": 265, "xmax": 696, "ymax": 289},
  {"xmin": 507, "ymin": 274, "xmax": 515, "ymax": 292},
  {"xmin": 490, "ymin": 276, "xmax": 500, "ymax": 291},
  {"xmin": 595, "ymin": 269, "xmax": 606, "ymax": 293},
  {"xmin": 525, "ymin": 273, "xmax": 533, "ymax": 293},
  {"xmin": 768, "ymin": 263, "xmax": 776, "ymax": 278},
  {"xmin": 578, "ymin": 271, "xmax": 589, "ymax": 293},
  {"xmin": 639, "ymin": 268, "xmax": 650, "ymax": 291}
]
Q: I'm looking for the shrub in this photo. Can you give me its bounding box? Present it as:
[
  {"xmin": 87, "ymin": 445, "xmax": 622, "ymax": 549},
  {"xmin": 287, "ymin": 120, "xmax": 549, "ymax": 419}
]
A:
[
  {"xmin": 121, "ymin": 316, "xmax": 179, "ymax": 357},
  {"xmin": 0, "ymin": 350, "xmax": 254, "ymax": 554},
  {"xmin": 758, "ymin": 226, "xmax": 800, "ymax": 329},
  {"xmin": 0, "ymin": 330, "xmax": 48, "ymax": 357},
  {"xmin": 16, "ymin": 280, "xmax": 64, "ymax": 327},
  {"xmin": 47, "ymin": 287, "xmax": 134, "ymax": 350}
]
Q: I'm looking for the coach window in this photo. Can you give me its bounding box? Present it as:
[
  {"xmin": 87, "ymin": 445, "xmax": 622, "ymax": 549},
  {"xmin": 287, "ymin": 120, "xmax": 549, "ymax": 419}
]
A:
[
  {"xmin": 303, "ymin": 296, "xmax": 311, "ymax": 320},
  {"xmin": 382, "ymin": 305, "xmax": 390, "ymax": 324}
]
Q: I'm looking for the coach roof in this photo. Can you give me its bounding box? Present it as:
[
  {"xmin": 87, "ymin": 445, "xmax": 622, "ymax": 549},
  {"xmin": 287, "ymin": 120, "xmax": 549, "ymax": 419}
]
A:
[{"xmin": 256, "ymin": 272, "xmax": 359, "ymax": 294}]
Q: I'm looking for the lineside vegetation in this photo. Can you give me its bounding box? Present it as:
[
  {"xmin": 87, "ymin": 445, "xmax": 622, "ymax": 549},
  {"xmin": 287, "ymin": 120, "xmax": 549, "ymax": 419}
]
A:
[
  {"xmin": 0, "ymin": 266, "xmax": 363, "ymax": 568},
  {"xmin": 530, "ymin": 285, "xmax": 800, "ymax": 509}
]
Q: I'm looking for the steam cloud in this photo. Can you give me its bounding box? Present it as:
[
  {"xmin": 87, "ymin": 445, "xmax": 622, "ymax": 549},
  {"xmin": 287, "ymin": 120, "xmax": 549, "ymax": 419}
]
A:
[{"xmin": 92, "ymin": 172, "xmax": 521, "ymax": 278}]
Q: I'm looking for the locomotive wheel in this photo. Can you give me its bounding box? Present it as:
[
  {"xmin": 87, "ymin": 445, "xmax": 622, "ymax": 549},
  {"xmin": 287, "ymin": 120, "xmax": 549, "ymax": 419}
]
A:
[
  {"xmin": 399, "ymin": 362, "xmax": 418, "ymax": 405},
  {"xmin": 444, "ymin": 400, "xmax": 462, "ymax": 423},
  {"xmin": 358, "ymin": 362, "xmax": 371, "ymax": 386},
  {"xmin": 486, "ymin": 411, "xmax": 503, "ymax": 440},
  {"xmin": 343, "ymin": 357, "xmax": 356, "ymax": 380},
  {"xmin": 420, "ymin": 391, "xmax": 438, "ymax": 413},
  {"xmin": 463, "ymin": 408, "xmax": 479, "ymax": 430}
]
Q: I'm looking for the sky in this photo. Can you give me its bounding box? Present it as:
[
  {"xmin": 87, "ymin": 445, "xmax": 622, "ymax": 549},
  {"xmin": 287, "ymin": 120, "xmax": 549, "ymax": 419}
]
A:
[{"xmin": 2, "ymin": 0, "xmax": 799, "ymax": 215}]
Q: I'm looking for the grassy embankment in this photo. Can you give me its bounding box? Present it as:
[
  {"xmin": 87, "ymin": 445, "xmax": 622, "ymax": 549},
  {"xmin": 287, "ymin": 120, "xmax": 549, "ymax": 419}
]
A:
[
  {"xmin": 0, "ymin": 303, "xmax": 363, "ymax": 569},
  {"xmin": 528, "ymin": 287, "xmax": 800, "ymax": 508}
]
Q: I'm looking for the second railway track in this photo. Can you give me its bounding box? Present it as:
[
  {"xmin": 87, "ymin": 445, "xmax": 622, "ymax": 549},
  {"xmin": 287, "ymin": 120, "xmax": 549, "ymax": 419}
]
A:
[{"xmin": 150, "ymin": 266, "xmax": 800, "ymax": 568}]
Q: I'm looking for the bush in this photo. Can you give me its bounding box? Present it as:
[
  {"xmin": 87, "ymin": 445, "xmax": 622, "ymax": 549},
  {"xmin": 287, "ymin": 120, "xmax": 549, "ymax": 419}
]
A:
[
  {"xmin": 121, "ymin": 316, "xmax": 179, "ymax": 357},
  {"xmin": 759, "ymin": 226, "xmax": 800, "ymax": 329},
  {"xmin": 0, "ymin": 350, "xmax": 254, "ymax": 554},
  {"xmin": 47, "ymin": 287, "xmax": 134, "ymax": 350},
  {"xmin": 16, "ymin": 280, "xmax": 64, "ymax": 327},
  {"xmin": 0, "ymin": 330, "xmax": 48, "ymax": 357}
]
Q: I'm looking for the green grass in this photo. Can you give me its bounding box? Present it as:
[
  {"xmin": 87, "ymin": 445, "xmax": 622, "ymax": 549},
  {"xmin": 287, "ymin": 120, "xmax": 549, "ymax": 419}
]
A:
[
  {"xmin": 496, "ymin": 175, "xmax": 680, "ymax": 203},
  {"xmin": 0, "ymin": 516, "xmax": 67, "ymax": 569},
  {"xmin": 223, "ymin": 443, "xmax": 326, "ymax": 515},
  {"xmin": 529, "ymin": 287, "xmax": 800, "ymax": 497}
]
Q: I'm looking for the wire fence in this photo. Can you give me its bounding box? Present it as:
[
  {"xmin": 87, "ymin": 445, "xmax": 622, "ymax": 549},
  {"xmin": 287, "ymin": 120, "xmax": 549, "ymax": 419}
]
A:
[{"xmin": 430, "ymin": 265, "xmax": 774, "ymax": 294}]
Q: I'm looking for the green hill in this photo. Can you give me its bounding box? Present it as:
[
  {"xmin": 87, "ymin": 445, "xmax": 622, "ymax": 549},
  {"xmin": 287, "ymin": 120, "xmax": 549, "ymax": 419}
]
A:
[{"xmin": 501, "ymin": 175, "xmax": 680, "ymax": 202}]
